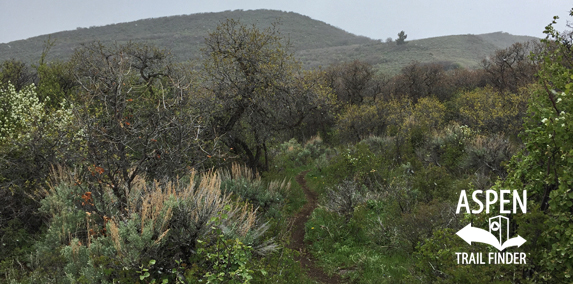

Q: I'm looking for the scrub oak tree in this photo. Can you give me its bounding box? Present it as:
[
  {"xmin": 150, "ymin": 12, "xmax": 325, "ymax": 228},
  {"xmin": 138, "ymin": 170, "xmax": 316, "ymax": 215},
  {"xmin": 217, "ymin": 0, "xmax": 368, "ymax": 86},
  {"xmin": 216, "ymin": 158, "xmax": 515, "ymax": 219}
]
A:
[
  {"xmin": 202, "ymin": 19, "xmax": 333, "ymax": 170},
  {"xmin": 73, "ymin": 42, "xmax": 213, "ymax": 205}
]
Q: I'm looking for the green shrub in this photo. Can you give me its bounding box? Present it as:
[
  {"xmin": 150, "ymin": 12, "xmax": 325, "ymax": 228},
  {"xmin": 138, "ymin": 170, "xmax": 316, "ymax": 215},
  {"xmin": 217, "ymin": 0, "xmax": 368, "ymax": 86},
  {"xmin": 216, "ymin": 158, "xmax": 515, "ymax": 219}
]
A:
[
  {"xmin": 0, "ymin": 82, "xmax": 80, "ymax": 266},
  {"xmin": 21, "ymin": 167, "xmax": 274, "ymax": 283},
  {"xmin": 323, "ymin": 180, "xmax": 368, "ymax": 223},
  {"xmin": 412, "ymin": 165, "xmax": 455, "ymax": 202},
  {"xmin": 358, "ymin": 135, "xmax": 396, "ymax": 157},
  {"xmin": 273, "ymin": 136, "xmax": 326, "ymax": 168},
  {"xmin": 454, "ymin": 86, "xmax": 529, "ymax": 136},
  {"xmin": 322, "ymin": 143, "xmax": 386, "ymax": 189},
  {"xmin": 186, "ymin": 209, "xmax": 266, "ymax": 283},
  {"xmin": 417, "ymin": 123, "xmax": 474, "ymax": 172},
  {"xmin": 220, "ymin": 163, "xmax": 289, "ymax": 220},
  {"xmin": 313, "ymin": 147, "xmax": 338, "ymax": 172},
  {"xmin": 336, "ymin": 104, "xmax": 384, "ymax": 144},
  {"xmin": 461, "ymin": 134, "xmax": 515, "ymax": 177},
  {"xmin": 305, "ymin": 199, "xmax": 412, "ymax": 283}
]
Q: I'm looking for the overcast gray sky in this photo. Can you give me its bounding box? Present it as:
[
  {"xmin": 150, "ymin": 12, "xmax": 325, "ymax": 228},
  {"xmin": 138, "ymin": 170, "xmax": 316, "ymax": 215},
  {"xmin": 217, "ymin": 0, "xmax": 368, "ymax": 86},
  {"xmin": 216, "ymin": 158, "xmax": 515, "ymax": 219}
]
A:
[{"xmin": 0, "ymin": 0, "xmax": 571, "ymax": 44}]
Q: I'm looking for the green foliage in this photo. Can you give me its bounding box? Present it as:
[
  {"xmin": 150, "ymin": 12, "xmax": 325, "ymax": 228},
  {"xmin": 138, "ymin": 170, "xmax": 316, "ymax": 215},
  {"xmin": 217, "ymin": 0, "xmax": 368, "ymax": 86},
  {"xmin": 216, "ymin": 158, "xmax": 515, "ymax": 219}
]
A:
[
  {"xmin": 188, "ymin": 210, "xmax": 262, "ymax": 284},
  {"xmin": 16, "ymin": 167, "xmax": 274, "ymax": 283},
  {"xmin": 454, "ymin": 86, "xmax": 530, "ymax": 136},
  {"xmin": 0, "ymin": 83, "xmax": 44, "ymax": 141},
  {"xmin": 412, "ymin": 228, "xmax": 511, "ymax": 283},
  {"xmin": 220, "ymin": 163, "xmax": 289, "ymax": 219},
  {"xmin": 0, "ymin": 82, "xmax": 79, "ymax": 267},
  {"xmin": 418, "ymin": 123, "xmax": 474, "ymax": 172},
  {"xmin": 72, "ymin": 42, "xmax": 214, "ymax": 203},
  {"xmin": 411, "ymin": 97, "xmax": 447, "ymax": 131},
  {"xmin": 195, "ymin": 237, "xmax": 256, "ymax": 283},
  {"xmin": 410, "ymin": 11, "xmax": 573, "ymax": 283},
  {"xmin": 321, "ymin": 143, "xmax": 385, "ymax": 188},
  {"xmin": 35, "ymin": 60, "xmax": 75, "ymax": 109},
  {"xmin": 304, "ymin": 202, "xmax": 412, "ymax": 283},
  {"xmin": 336, "ymin": 104, "xmax": 383, "ymax": 144},
  {"xmin": 461, "ymin": 134, "xmax": 516, "ymax": 177},
  {"xmin": 491, "ymin": 12, "xmax": 573, "ymax": 282},
  {"xmin": 413, "ymin": 165, "xmax": 454, "ymax": 202},
  {"xmin": 0, "ymin": 59, "xmax": 35, "ymax": 91},
  {"xmin": 202, "ymin": 19, "xmax": 334, "ymax": 170},
  {"xmin": 272, "ymin": 137, "xmax": 326, "ymax": 168},
  {"xmin": 396, "ymin": 31, "xmax": 407, "ymax": 45},
  {"xmin": 323, "ymin": 180, "xmax": 368, "ymax": 222},
  {"xmin": 35, "ymin": 173, "xmax": 172, "ymax": 283},
  {"xmin": 0, "ymin": 8, "xmax": 562, "ymax": 284}
]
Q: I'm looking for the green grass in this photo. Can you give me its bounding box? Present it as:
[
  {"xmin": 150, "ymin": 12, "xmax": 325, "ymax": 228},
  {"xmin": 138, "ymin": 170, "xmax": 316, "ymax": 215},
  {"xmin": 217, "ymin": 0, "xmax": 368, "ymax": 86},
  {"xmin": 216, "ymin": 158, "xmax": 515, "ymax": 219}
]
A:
[
  {"xmin": 303, "ymin": 190, "xmax": 413, "ymax": 283},
  {"xmin": 262, "ymin": 163, "xmax": 314, "ymax": 215},
  {"xmin": 301, "ymin": 160, "xmax": 415, "ymax": 283},
  {"xmin": 259, "ymin": 164, "xmax": 324, "ymax": 284}
]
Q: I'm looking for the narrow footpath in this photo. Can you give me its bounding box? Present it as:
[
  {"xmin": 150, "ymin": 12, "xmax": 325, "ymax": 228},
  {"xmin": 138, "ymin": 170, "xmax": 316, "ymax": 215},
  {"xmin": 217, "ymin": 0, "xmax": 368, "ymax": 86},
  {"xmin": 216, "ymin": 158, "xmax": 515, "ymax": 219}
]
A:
[{"xmin": 290, "ymin": 171, "xmax": 342, "ymax": 284}]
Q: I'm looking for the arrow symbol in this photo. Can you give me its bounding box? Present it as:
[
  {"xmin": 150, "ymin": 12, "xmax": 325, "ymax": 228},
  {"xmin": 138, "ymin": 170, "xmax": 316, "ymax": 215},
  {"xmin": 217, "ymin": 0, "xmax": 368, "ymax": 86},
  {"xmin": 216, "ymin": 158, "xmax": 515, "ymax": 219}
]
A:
[
  {"xmin": 456, "ymin": 223, "xmax": 527, "ymax": 251},
  {"xmin": 500, "ymin": 235, "xmax": 526, "ymax": 250}
]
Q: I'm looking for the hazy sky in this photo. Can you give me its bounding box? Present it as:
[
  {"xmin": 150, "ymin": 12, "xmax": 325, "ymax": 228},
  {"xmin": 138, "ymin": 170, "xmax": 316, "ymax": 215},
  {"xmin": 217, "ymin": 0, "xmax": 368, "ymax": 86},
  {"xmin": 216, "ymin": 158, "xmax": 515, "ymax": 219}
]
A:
[{"xmin": 0, "ymin": 0, "xmax": 571, "ymax": 44}]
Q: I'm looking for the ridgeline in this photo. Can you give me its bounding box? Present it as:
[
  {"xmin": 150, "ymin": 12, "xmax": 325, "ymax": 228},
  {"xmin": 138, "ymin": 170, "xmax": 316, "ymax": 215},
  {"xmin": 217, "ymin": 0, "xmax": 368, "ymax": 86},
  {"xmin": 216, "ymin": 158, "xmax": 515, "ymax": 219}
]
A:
[{"xmin": 0, "ymin": 9, "xmax": 537, "ymax": 74}]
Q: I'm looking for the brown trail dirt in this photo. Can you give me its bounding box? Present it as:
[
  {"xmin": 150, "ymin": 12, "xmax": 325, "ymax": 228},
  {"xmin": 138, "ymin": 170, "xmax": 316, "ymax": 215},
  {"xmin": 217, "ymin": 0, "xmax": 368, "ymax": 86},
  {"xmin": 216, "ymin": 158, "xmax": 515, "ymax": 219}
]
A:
[{"xmin": 289, "ymin": 170, "xmax": 342, "ymax": 284}]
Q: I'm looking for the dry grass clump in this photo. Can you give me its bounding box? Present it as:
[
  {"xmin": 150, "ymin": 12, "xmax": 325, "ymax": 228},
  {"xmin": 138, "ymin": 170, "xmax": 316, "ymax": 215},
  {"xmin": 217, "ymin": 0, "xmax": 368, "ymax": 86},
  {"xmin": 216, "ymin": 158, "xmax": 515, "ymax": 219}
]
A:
[{"xmin": 173, "ymin": 168, "xmax": 262, "ymax": 239}]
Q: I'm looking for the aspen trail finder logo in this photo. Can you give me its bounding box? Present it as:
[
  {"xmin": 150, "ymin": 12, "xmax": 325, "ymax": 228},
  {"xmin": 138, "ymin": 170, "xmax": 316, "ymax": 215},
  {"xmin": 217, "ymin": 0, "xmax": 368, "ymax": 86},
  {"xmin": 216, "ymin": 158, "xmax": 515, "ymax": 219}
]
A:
[{"xmin": 454, "ymin": 189, "xmax": 527, "ymax": 264}]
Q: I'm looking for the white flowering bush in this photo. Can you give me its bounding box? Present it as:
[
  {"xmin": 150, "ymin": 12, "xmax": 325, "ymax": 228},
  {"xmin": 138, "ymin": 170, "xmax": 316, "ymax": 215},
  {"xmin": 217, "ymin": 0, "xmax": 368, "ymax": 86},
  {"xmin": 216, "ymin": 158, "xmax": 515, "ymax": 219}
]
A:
[
  {"xmin": 0, "ymin": 82, "xmax": 77, "ymax": 144},
  {"xmin": 0, "ymin": 82, "xmax": 81, "ymax": 266},
  {"xmin": 0, "ymin": 83, "xmax": 44, "ymax": 142}
]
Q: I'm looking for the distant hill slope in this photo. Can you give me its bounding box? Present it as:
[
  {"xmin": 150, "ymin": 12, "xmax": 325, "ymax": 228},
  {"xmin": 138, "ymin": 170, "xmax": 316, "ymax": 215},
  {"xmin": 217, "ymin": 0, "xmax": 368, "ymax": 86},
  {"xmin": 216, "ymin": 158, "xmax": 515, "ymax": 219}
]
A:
[
  {"xmin": 302, "ymin": 32, "xmax": 539, "ymax": 74},
  {"xmin": 0, "ymin": 9, "xmax": 538, "ymax": 74},
  {"xmin": 0, "ymin": 10, "xmax": 374, "ymax": 63}
]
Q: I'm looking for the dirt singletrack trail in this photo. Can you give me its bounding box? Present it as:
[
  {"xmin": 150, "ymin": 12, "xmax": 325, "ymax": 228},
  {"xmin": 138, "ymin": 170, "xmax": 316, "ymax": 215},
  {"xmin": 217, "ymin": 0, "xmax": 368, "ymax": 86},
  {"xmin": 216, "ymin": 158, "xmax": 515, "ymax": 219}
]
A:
[{"xmin": 290, "ymin": 170, "xmax": 342, "ymax": 284}]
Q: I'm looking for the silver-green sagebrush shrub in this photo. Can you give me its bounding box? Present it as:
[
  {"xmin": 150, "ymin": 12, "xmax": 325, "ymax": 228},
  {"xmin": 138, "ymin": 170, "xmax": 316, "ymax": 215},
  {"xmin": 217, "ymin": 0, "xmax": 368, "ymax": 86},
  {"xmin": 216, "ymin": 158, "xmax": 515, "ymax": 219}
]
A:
[
  {"xmin": 323, "ymin": 180, "xmax": 368, "ymax": 223},
  {"xmin": 220, "ymin": 163, "xmax": 289, "ymax": 220},
  {"xmin": 461, "ymin": 134, "xmax": 515, "ymax": 177},
  {"xmin": 273, "ymin": 136, "xmax": 326, "ymax": 168},
  {"xmin": 34, "ymin": 166, "xmax": 275, "ymax": 283},
  {"xmin": 416, "ymin": 123, "xmax": 474, "ymax": 172}
]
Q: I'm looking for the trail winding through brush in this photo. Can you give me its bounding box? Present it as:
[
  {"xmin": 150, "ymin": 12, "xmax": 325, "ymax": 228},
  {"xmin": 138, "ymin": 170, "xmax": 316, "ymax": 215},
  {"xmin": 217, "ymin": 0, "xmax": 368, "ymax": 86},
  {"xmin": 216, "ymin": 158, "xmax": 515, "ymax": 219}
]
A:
[{"xmin": 289, "ymin": 170, "xmax": 342, "ymax": 284}]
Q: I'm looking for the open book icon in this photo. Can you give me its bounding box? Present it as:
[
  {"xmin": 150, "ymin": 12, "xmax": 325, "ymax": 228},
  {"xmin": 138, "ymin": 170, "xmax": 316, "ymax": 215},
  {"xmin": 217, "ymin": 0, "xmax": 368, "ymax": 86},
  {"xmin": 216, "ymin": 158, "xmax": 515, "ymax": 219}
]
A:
[{"xmin": 456, "ymin": 218, "xmax": 526, "ymax": 251}]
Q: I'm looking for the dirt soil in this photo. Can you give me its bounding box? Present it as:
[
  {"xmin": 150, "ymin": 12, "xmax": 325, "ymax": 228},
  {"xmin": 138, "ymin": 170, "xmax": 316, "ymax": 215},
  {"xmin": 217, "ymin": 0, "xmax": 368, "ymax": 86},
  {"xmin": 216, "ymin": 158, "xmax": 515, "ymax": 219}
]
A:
[{"xmin": 289, "ymin": 170, "xmax": 342, "ymax": 284}]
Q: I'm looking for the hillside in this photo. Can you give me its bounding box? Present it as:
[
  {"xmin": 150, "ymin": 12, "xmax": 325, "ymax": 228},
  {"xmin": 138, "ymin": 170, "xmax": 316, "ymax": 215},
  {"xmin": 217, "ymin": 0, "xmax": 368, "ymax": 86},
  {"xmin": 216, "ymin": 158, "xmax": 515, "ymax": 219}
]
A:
[
  {"xmin": 0, "ymin": 10, "xmax": 374, "ymax": 63},
  {"xmin": 0, "ymin": 9, "xmax": 538, "ymax": 74},
  {"xmin": 300, "ymin": 32, "xmax": 539, "ymax": 74}
]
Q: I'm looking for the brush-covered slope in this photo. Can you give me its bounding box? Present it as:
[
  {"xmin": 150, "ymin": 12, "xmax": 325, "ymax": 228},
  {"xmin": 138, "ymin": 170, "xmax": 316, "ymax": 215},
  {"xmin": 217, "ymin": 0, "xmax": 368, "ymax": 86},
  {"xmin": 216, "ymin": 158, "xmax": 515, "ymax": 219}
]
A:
[
  {"xmin": 0, "ymin": 9, "xmax": 374, "ymax": 63},
  {"xmin": 0, "ymin": 9, "xmax": 538, "ymax": 74},
  {"xmin": 299, "ymin": 32, "xmax": 538, "ymax": 74}
]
